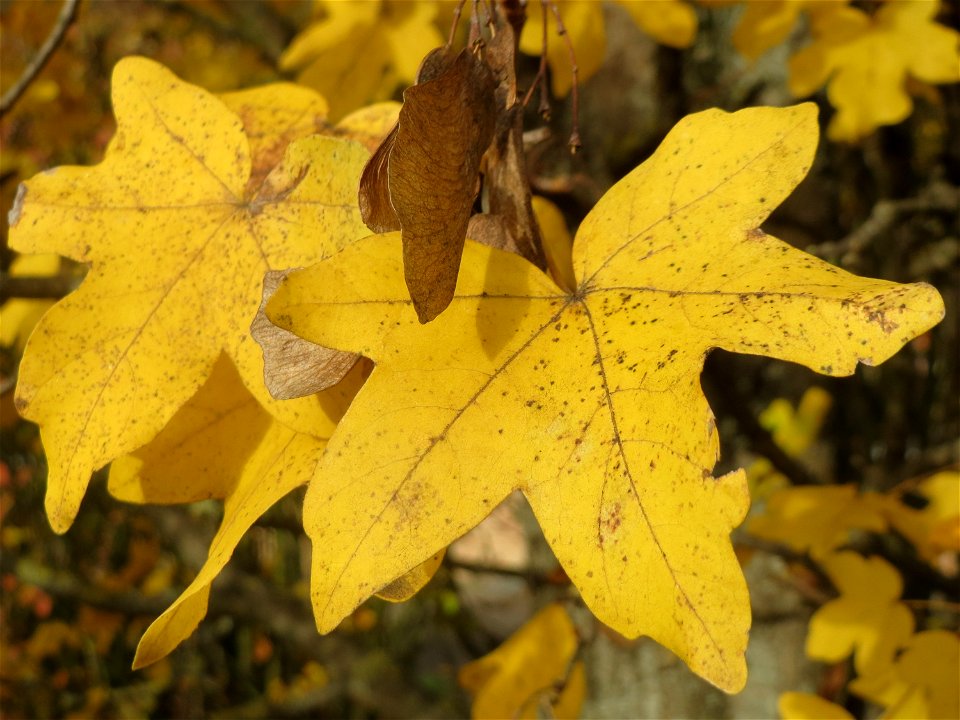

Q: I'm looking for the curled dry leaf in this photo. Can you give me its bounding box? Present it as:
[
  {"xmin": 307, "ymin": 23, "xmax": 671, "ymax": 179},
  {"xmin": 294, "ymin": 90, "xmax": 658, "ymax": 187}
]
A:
[
  {"xmin": 465, "ymin": 213, "xmax": 518, "ymax": 254},
  {"xmin": 357, "ymin": 47, "xmax": 474, "ymax": 238},
  {"xmin": 479, "ymin": 20, "xmax": 545, "ymax": 269},
  {"xmin": 251, "ymin": 271, "xmax": 359, "ymax": 400},
  {"xmin": 359, "ymin": 27, "xmax": 544, "ymax": 320}
]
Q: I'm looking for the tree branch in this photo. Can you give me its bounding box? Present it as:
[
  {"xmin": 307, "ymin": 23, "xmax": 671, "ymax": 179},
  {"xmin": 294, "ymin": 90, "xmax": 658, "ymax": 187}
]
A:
[
  {"xmin": 808, "ymin": 181, "xmax": 960, "ymax": 267},
  {"xmin": 0, "ymin": 0, "xmax": 80, "ymax": 118},
  {"xmin": 0, "ymin": 273, "xmax": 78, "ymax": 302}
]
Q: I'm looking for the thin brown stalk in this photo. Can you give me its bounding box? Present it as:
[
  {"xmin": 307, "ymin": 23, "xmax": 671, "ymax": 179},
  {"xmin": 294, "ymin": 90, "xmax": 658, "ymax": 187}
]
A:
[
  {"xmin": 0, "ymin": 0, "xmax": 80, "ymax": 117},
  {"xmin": 546, "ymin": 0, "xmax": 581, "ymax": 150}
]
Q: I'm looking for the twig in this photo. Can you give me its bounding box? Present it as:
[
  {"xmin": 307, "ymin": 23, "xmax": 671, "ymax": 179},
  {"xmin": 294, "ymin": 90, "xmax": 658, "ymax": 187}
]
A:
[
  {"xmin": 522, "ymin": 5, "xmax": 551, "ymax": 119},
  {"xmin": 0, "ymin": 0, "xmax": 80, "ymax": 118},
  {"xmin": 546, "ymin": 1, "xmax": 581, "ymax": 152},
  {"xmin": 808, "ymin": 181, "xmax": 959, "ymax": 266},
  {"xmin": 447, "ymin": 0, "xmax": 467, "ymax": 47},
  {"xmin": 0, "ymin": 273, "xmax": 78, "ymax": 302},
  {"xmin": 444, "ymin": 556, "xmax": 563, "ymax": 584},
  {"xmin": 902, "ymin": 598, "xmax": 960, "ymax": 614}
]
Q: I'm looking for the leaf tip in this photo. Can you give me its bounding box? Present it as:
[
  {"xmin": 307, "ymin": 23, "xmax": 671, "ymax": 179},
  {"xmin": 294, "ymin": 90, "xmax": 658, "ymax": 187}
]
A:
[
  {"xmin": 44, "ymin": 479, "xmax": 79, "ymax": 535},
  {"xmin": 131, "ymin": 641, "xmax": 159, "ymax": 671},
  {"xmin": 45, "ymin": 506, "xmax": 74, "ymax": 536},
  {"xmin": 131, "ymin": 652, "xmax": 148, "ymax": 671},
  {"xmin": 916, "ymin": 281, "xmax": 947, "ymax": 321}
]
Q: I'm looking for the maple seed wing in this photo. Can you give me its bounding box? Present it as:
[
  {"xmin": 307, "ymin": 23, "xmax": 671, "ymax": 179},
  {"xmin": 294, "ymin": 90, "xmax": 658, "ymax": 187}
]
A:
[
  {"xmin": 390, "ymin": 49, "xmax": 497, "ymax": 323},
  {"xmin": 358, "ymin": 124, "xmax": 400, "ymax": 233}
]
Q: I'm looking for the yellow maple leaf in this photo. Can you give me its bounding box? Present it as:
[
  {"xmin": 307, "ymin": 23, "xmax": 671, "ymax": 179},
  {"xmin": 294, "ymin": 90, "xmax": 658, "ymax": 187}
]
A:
[
  {"xmin": 850, "ymin": 630, "xmax": 960, "ymax": 720},
  {"xmin": 761, "ymin": 386, "xmax": 833, "ymax": 460},
  {"xmin": 459, "ymin": 603, "xmax": 585, "ymax": 720},
  {"xmin": 520, "ymin": 0, "xmax": 696, "ymax": 98},
  {"xmin": 806, "ymin": 551, "xmax": 914, "ymax": 673},
  {"xmin": 749, "ymin": 484, "xmax": 889, "ymax": 558},
  {"xmin": 531, "ymin": 195, "xmax": 576, "ymax": 293},
  {"xmin": 779, "ymin": 691, "xmax": 853, "ymax": 720},
  {"xmin": 106, "ymin": 355, "xmax": 362, "ymax": 668},
  {"xmin": 616, "ymin": 0, "xmax": 697, "ymax": 49},
  {"xmin": 279, "ymin": 0, "xmax": 445, "ymax": 121},
  {"xmin": 747, "ymin": 386, "xmax": 833, "ymax": 498},
  {"xmin": 698, "ymin": 0, "xmax": 847, "ymax": 62},
  {"xmin": 789, "ymin": 0, "xmax": 960, "ymax": 141},
  {"xmin": 8, "ymin": 57, "xmax": 371, "ymax": 533},
  {"xmin": 267, "ymin": 103, "xmax": 944, "ymax": 691}
]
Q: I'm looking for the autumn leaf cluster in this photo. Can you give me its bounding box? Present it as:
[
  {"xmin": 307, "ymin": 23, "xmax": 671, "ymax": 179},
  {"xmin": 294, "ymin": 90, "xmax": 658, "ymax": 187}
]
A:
[
  {"xmin": 1, "ymin": 1, "xmax": 956, "ymax": 717},
  {"xmin": 282, "ymin": 1, "xmax": 959, "ymax": 141}
]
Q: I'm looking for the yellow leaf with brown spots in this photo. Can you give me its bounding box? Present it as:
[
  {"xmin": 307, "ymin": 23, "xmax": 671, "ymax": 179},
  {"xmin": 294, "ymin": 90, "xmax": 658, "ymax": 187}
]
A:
[
  {"xmin": 112, "ymin": 356, "xmax": 365, "ymax": 669},
  {"xmin": 375, "ymin": 550, "xmax": 445, "ymax": 602},
  {"xmin": 267, "ymin": 103, "xmax": 943, "ymax": 692},
  {"xmin": 9, "ymin": 57, "xmax": 370, "ymax": 533}
]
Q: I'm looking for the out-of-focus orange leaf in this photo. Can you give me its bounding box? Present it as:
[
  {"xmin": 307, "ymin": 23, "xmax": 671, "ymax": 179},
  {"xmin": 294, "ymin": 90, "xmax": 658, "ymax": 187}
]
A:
[{"xmin": 460, "ymin": 603, "xmax": 585, "ymax": 720}]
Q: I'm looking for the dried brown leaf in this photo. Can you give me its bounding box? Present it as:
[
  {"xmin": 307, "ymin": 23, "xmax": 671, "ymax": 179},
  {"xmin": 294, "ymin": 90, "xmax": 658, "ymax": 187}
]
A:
[
  {"xmin": 482, "ymin": 105, "xmax": 545, "ymax": 268},
  {"xmin": 251, "ymin": 270, "xmax": 358, "ymax": 400},
  {"xmin": 465, "ymin": 213, "xmax": 517, "ymax": 254},
  {"xmin": 481, "ymin": 20, "xmax": 544, "ymax": 269},
  {"xmin": 390, "ymin": 49, "xmax": 497, "ymax": 323},
  {"xmin": 358, "ymin": 124, "xmax": 400, "ymax": 233}
]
